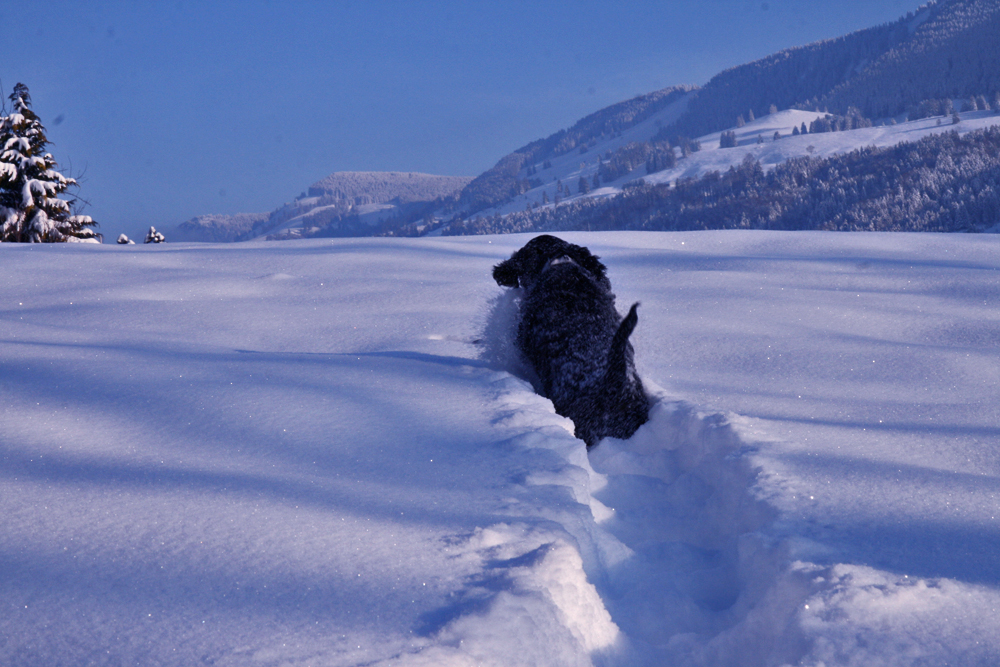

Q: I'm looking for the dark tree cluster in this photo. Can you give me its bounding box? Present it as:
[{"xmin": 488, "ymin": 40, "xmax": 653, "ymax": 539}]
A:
[
  {"xmin": 598, "ymin": 142, "xmax": 657, "ymax": 183},
  {"xmin": 907, "ymin": 97, "xmax": 957, "ymax": 120},
  {"xmin": 808, "ymin": 108, "xmax": 874, "ymax": 133},
  {"xmin": 644, "ymin": 141, "xmax": 677, "ymax": 174}
]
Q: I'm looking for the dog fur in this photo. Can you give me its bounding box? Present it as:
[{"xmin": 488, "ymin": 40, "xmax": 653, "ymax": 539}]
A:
[{"xmin": 492, "ymin": 235, "xmax": 649, "ymax": 447}]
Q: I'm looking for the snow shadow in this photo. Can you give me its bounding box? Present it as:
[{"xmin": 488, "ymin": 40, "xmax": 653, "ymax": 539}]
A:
[
  {"xmin": 585, "ymin": 394, "xmax": 800, "ymax": 662},
  {"xmin": 0, "ymin": 338, "xmax": 520, "ymax": 529},
  {"xmin": 773, "ymin": 450, "xmax": 1000, "ymax": 585},
  {"xmin": 476, "ymin": 288, "xmax": 539, "ymax": 388}
]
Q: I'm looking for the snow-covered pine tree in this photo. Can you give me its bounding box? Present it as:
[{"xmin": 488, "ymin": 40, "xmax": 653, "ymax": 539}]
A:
[{"xmin": 0, "ymin": 83, "xmax": 100, "ymax": 243}]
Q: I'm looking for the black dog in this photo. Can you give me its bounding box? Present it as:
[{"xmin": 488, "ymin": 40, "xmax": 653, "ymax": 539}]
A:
[{"xmin": 493, "ymin": 235, "xmax": 649, "ymax": 447}]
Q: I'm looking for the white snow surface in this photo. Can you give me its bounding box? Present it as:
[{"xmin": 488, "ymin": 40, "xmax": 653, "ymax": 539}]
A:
[{"xmin": 2, "ymin": 232, "xmax": 999, "ymax": 666}]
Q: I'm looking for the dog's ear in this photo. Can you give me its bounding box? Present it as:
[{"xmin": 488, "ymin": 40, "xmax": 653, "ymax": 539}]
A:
[
  {"xmin": 568, "ymin": 244, "xmax": 608, "ymax": 283},
  {"xmin": 493, "ymin": 259, "xmax": 521, "ymax": 288}
]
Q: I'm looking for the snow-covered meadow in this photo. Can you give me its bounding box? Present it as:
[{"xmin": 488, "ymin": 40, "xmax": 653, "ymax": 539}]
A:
[{"xmin": 2, "ymin": 232, "xmax": 999, "ymax": 666}]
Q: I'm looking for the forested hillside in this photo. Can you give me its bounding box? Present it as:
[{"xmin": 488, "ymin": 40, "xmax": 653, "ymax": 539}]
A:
[
  {"xmin": 819, "ymin": 0, "xmax": 1000, "ymax": 117},
  {"xmin": 308, "ymin": 172, "xmax": 471, "ymax": 204},
  {"xmin": 458, "ymin": 87, "xmax": 692, "ymax": 214},
  {"xmin": 445, "ymin": 0, "xmax": 1000, "ymax": 222},
  {"xmin": 663, "ymin": 10, "xmax": 918, "ymax": 140},
  {"xmin": 442, "ymin": 126, "xmax": 1000, "ymax": 235},
  {"xmin": 664, "ymin": 0, "xmax": 1000, "ymax": 137}
]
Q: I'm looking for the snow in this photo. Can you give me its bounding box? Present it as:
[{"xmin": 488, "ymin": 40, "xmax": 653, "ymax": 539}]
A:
[{"xmin": 2, "ymin": 232, "xmax": 999, "ymax": 666}]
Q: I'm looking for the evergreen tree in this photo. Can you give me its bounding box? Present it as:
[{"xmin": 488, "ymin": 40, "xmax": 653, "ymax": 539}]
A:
[
  {"xmin": 592, "ymin": 173, "xmax": 600, "ymax": 189},
  {"xmin": 578, "ymin": 176, "xmax": 590, "ymax": 195},
  {"xmin": 736, "ymin": 115, "xmax": 745, "ymax": 128},
  {"xmin": 768, "ymin": 104, "xmax": 778, "ymax": 115},
  {"xmin": 0, "ymin": 83, "xmax": 99, "ymax": 243},
  {"xmin": 748, "ymin": 109, "xmax": 755, "ymax": 121}
]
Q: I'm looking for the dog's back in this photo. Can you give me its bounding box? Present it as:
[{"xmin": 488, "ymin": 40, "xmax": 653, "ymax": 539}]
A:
[{"xmin": 496, "ymin": 238, "xmax": 649, "ymax": 447}]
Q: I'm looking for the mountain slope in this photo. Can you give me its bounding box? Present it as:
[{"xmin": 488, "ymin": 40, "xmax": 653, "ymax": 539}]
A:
[
  {"xmin": 173, "ymin": 212, "xmax": 270, "ymax": 242},
  {"xmin": 458, "ymin": 86, "xmax": 693, "ymax": 215},
  {"xmin": 446, "ymin": 111, "xmax": 1000, "ymax": 236},
  {"xmin": 819, "ymin": 0, "xmax": 1000, "ymax": 116},
  {"xmin": 171, "ymin": 171, "xmax": 471, "ymax": 242},
  {"xmin": 664, "ymin": 0, "xmax": 1000, "ymax": 138},
  {"xmin": 437, "ymin": 0, "xmax": 1000, "ymax": 226},
  {"xmin": 307, "ymin": 171, "xmax": 472, "ymax": 204}
]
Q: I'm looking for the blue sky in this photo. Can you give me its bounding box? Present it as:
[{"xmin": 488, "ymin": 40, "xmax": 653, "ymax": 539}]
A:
[{"xmin": 5, "ymin": 0, "xmax": 919, "ymax": 238}]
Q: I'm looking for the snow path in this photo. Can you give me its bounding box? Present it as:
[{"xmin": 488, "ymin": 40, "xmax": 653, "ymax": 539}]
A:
[{"xmin": 2, "ymin": 233, "xmax": 1000, "ymax": 665}]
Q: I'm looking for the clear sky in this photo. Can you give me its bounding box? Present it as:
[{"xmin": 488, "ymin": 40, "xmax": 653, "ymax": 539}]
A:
[{"xmin": 5, "ymin": 0, "xmax": 919, "ymax": 239}]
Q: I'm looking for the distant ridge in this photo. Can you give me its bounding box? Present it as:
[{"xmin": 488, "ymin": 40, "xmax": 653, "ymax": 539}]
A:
[
  {"xmin": 173, "ymin": 212, "xmax": 270, "ymax": 243},
  {"xmin": 307, "ymin": 172, "xmax": 472, "ymax": 205},
  {"xmin": 171, "ymin": 171, "xmax": 471, "ymax": 241}
]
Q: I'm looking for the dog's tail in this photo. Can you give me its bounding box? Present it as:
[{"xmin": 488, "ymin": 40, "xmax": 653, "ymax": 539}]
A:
[{"xmin": 605, "ymin": 302, "xmax": 639, "ymax": 385}]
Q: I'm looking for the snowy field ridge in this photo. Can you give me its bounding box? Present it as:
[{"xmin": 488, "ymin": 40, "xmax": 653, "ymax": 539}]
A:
[{"xmin": 2, "ymin": 232, "xmax": 999, "ymax": 665}]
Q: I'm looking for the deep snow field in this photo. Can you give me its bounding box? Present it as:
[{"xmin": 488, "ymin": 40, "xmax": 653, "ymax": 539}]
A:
[{"xmin": 2, "ymin": 231, "xmax": 999, "ymax": 666}]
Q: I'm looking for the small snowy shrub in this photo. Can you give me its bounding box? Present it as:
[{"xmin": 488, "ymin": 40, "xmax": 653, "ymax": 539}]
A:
[
  {"xmin": 117, "ymin": 234, "xmax": 135, "ymax": 245},
  {"xmin": 144, "ymin": 226, "xmax": 165, "ymax": 243}
]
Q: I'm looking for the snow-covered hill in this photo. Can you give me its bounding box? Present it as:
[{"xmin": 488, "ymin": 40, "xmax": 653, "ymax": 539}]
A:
[
  {"xmin": 468, "ymin": 107, "xmax": 1000, "ymax": 225},
  {"xmin": 3, "ymin": 232, "xmax": 999, "ymax": 666}
]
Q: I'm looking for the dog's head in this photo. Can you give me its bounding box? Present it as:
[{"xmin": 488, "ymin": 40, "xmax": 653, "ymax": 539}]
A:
[{"xmin": 492, "ymin": 235, "xmax": 608, "ymax": 290}]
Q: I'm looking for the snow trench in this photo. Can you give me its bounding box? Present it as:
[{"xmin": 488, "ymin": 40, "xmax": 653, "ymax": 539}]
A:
[{"xmin": 382, "ymin": 292, "xmax": 815, "ymax": 667}]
